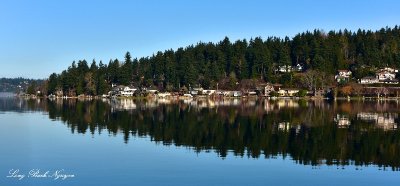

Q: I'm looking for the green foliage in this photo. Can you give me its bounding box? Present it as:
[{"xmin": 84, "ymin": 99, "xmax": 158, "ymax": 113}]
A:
[
  {"xmin": 270, "ymin": 91, "xmax": 279, "ymax": 97},
  {"xmin": 47, "ymin": 73, "xmax": 58, "ymax": 95},
  {"xmin": 279, "ymin": 73, "xmax": 293, "ymax": 86},
  {"xmin": 296, "ymin": 89, "xmax": 308, "ymax": 97},
  {"xmin": 26, "ymin": 81, "xmax": 36, "ymax": 95}
]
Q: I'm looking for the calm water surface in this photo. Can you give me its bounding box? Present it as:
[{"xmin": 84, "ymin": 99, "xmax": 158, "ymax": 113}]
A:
[{"xmin": 0, "ymin": 97, "xmax": 399, "ymax": 185}]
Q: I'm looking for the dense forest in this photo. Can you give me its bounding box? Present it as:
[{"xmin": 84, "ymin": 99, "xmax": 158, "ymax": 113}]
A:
[{"xmin": 46, "ymin": 26, "xmax": 400, "ymax": 96}]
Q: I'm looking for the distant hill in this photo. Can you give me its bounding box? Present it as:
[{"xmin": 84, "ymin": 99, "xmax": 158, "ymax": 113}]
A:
[{"xmin": 0, "ymin": 78, "xmax": 43, "ymax": 93}]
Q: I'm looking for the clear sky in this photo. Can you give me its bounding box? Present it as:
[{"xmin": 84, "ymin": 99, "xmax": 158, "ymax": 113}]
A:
[{"xmin": 1, "ymin": 0, "xmax": 399, "ymax": 79}]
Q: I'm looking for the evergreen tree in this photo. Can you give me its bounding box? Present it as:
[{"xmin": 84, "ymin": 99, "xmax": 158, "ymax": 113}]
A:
[{"xmin": 120, "ymin": 52, "xmax": 133, "ymax": 85}]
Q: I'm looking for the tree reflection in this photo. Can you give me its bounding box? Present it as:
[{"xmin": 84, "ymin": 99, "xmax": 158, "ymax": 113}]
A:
[{"xmin": 2, "ymin": 97, "xmax": 400, "ymax": 170}]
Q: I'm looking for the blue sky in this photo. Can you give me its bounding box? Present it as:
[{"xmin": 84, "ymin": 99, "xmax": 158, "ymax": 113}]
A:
[{"xmin": 1, "ymin": 0, "xmax": 399, "ymax": 78}]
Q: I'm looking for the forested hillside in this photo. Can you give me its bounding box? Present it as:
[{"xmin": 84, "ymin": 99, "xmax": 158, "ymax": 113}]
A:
[
  {"xmin": 46, "ymin": 26, "xmax": 400, "ymax": 96},
  {"xmin": 0, "ymin": 78, "xmax": 42, "ymax": 93}
]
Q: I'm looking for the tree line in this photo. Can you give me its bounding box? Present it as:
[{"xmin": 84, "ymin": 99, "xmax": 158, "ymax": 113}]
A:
[{"xmin": 46, "ymin": 26, "xmax": 400, "ymax": 96}]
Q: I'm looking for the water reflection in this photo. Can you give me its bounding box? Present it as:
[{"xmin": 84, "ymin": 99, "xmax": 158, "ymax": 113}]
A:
[
  {"xmin": 1, "ymin": 97, "xmax": 400, "ymax": 170},
  {"xmin": 357, "ymin": 112, "xmax": 398, "ymax": 130}
]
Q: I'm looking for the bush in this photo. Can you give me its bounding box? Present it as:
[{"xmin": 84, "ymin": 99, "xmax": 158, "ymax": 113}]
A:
[
  {"xmin": 296, "ymin": 89, "xmax": 308, "ymax": 97},
  {"xmin": 270, "ymin": 91, "xmax": 279, "ymax": 97}
]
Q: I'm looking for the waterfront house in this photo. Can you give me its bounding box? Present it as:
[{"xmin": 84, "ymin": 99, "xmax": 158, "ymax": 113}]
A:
[
  {"xmin": 223, "ymin": 91, "xmax": 242, "ymax": 97},
  {"xmin": 264, "ymin": 83, "xmax": 275, "ymax": 96},
  {"xmin": 376, "ymin": 70, "xmax": 396, "ymax": 81},
  {"xmin": 215, "ymin": 90, "xmax": 225, "ymax": 96},
  {"xmin": 278, "ymin": 88, "xmax": 300, "ymax": 97},
  {"xmin": 247, "ymin": 90, "xmax": 257, "ymax": 96},
  {"xmin": 157, "ymin": 92, "xmax": 172, "ymax": 98},
  {"xmin": 203, "ymin": 89, "xmax": 216, "ymax": 96},
  {"xmin": 359, "ymin": 76, "xmax": 379, "ymax": 84},
  {"xmin": 190, "ymin": 87, "xmax": 203, "ymax": 95},
  {"xmin": 110, "ymin": 85, "xmax": 124, "ymax": 96},
  {"xmin": 55, "ymin": 89, "xmax": 63, "ymax": 97},
  {"xmin": 335, "ymin": 70, "xmax": 352, "ymax": 83},
  {"xmin": 233, "ymin": 91, "xmax": 242, "ymax": 97},
  {"xmin": 120, "ymin": 86, "xmax": 137, "ymax": 96},
  {"xmin": 182, "ymin": 94, "xmax": 193, "ymax": 98},
  {"xmin": 141, "ymin": 87, "xmax": 158, "ymax": 95},
  {"xmin": 359, "ymin": 67, "xmax": 398, "ymax": 84},
  {"xmin": 375, "ymin": 67, "xmax": 397, "ymax": 84}
]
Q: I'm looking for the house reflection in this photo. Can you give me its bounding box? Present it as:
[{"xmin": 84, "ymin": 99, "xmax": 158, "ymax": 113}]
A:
[
  {"xmin": 277, "ymin": 122, "xmax": 291, "ymax": 131},
  {"xmin": 275, "ymin": 121, "xmax": 302, "ymax": 134},
  {"xmin": 334, "ymin": 114, "xmax": 351, "ymax": 128},
  {"xmin": 357, "ymin": 112, "xmax": 398, "ymax": 130},
  {"xmin": 110, "ymin": 99, "xmax": 137, "ymax": 111},
  {"xmin": 276, "ymin": 99, "xmax": 299, "ymax": 109},
  {"xmin": 334, "ymin": 112, "xmax": 399, "ymax": 130}
]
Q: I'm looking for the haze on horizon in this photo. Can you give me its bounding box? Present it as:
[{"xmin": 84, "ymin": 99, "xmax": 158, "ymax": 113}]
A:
[{"xmin": 1, "ymin": 0, "xmax": 399, "ymax": 79}]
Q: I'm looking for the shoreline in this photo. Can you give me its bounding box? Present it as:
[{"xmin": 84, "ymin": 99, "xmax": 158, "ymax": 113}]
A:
[{"xmin": 13, "ymin": 94, "xmax": 400, "ymax": 101}]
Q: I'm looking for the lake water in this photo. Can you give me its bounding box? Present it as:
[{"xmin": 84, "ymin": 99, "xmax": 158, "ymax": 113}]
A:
[{"xmin": 0, "ymin": 97, "xmax": 399, "ymax": 185}]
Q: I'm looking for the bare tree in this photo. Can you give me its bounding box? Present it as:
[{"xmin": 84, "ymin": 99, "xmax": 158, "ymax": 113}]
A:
[
  {"xmin": 302, "ymin": 70, "xmax": 317, "ymax": 91},
  {"xmin": 382, "ymin": 87, "xmax": 389, "ymax": 97}
]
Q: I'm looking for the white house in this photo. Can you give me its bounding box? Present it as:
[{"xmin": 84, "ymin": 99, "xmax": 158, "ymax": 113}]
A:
[
  {"xmin": 142, "ymin": 87, "xmax": 158, "ymax": 95},
  {"xmin": 276, "ymin": 64, "xmax": 303, "ymax": 73},
  {"xmin": 120, "ymin": 86, "xmax": 137, "ymax": 96},
  {"xmin": 157, "ymin": 92, "xmax": 171, "ymax": 98},
  {"xmin": 203, "ymin": 90, "xmax": 216, "ymax": 96},
  {"xmin": 294, "ymin": 64, "xmax": 304, "ymax": 72},
  {"xmin": 233, "ymin": 91, "xmax": 242, "ymax": 97},
  {"xmin": 278, "ymin": 88, "xmax": 300, "ymax": 97},
  {"xmin": 359, "ymin": 76, "xmax": 379, "ymax": 84},
  {"xmin": 223, "ymin": 91, "xmax": 242, "ymax": 97},
  {"xmin": 190, "ymin": 87, "xmax": 203, "ymax": 95},
  {"xmin": 264, "ymin": 84, "xmax": 275, "ymax": 96},
  {"xmin": 335, "ymin": 70, "xmax": 352, "ymax": 82},
  {"xmin": 359, "ymin": 67, "xmax": 398, "ymax": 84},
  {"xmin": 276, "ymin": 65, "xmax": 292, "ymax": 73},
  {"xmin": 376, "ymin": 70, "xmax": 396, "ymax": 81}
]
